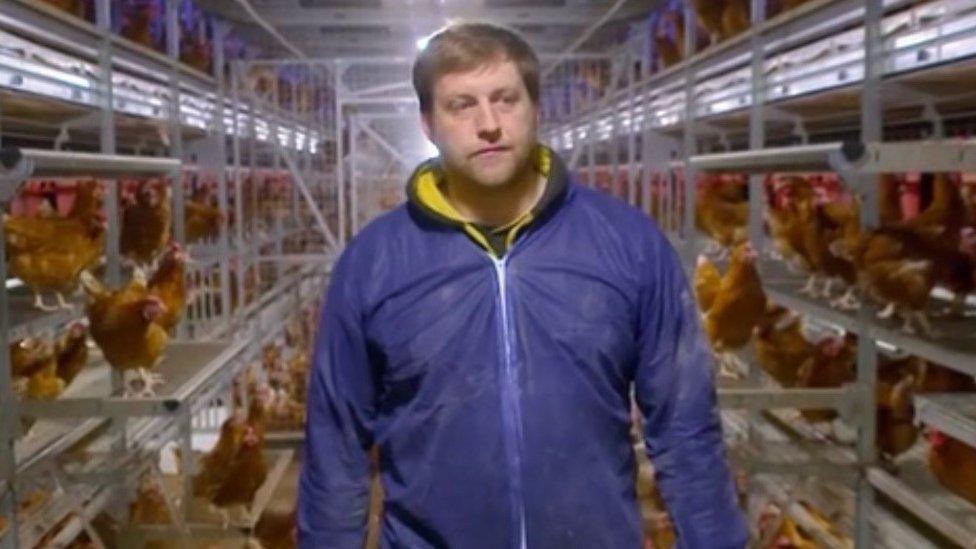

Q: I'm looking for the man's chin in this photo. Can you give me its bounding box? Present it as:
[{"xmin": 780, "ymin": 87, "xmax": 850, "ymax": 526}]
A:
[{"xmin": 464, "ymin": 168, "xmax": 517, "ymax": 188}]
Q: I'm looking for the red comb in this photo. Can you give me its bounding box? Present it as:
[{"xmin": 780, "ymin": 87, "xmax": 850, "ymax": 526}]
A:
[{"xmin": 925, "ymin": 429, "xmax": 948, "ymax": 448}]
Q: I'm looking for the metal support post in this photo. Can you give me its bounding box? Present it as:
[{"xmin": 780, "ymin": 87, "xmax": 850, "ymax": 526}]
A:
[
  {"xmin": 246, "ymin": 63, "xmax": 261, "ymax": 300},
  {"xmin": 748, "ymin": 0, "xmax": 766, "ymax": 251},
  {"xmin": 167, "ymin": 0, "xmax": 187, "ymax": 339},
  {"xmin": 0, "ymin": 215, "xmax": 19, "ymax": 549},
  {"xmin": 212, "ymin": 24, "xmax": 232, "ymax": 326},
  {"xmin": 587, "ymin": 62, "xmax": 596, "ymax": 185},
  {"xmin": 681, "ymin": 1, "xmax": 698, "ymax": 266},
  {"xmin": 626, "ymin": 48, "xmax": 638, "ymax": 206},
  {"xmin": 231, "ymin": 62, "xmax": 246, "ymax": 322},
  {"xmin": 854, "ymin": 1, "xmax": 883, "ymax": 546},
  {"xmin": 335, "ymin": 63, "xmax": 346, "ymax": 246},
  {"xmin": 642, "ymin": 125, "xmax": 653, "ymax": 222},
  {"xmin": 643, "ymin": 130, "xmax": 679, "ymax": 234},
  {"xmin": 94, "ymin": 0, "xmax": 128, "ymax": 525},
  {"xmin": 557, "ymin": 61, "xmax": 585, "ymax": 125},
  {"xmin": 290, "ymin": 73, "xmax": 301, "ymax": 226},
  {"xmin": 96, "ymin": 0, "xmax": 120, "ymax": 288},
  {"xmin": 179, "ymin": 408, "xmax": 194, "ymax": 525},
  {"xmin": 744, "ymin": 0, "xmax": 767, "ymax": 468},
  {"xmin": 303, "ymin": 67, "xmax": 314, "ymax": 229},
  {"xmin": 0, "ymin": 84, "xmax": 16, "ymax": 549},
  {"xmin": 610, "ymin": 63, "xmax": 620, "ymax": 198},
  {"xmin": 350, "ymin": 116, "xmax": 359, "ymax": 234},
  {"xmin": 271, "ymin": 66, "xmax": 284, "ymax": 282}
]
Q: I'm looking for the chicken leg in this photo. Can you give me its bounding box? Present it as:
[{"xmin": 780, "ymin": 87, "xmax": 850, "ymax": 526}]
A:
[
  {"xmin": 55, "ymin": 292, "xmax": 73, "ymax": 310},
  {"xmin": 11, "ymin": 377, "xmax": 28, "ymax": 398},
  {"xmin": 220, "ymin": 508, "xmax": 231, "ymax": 529},
  {"xmin": 239, "ymin": 504, "xmax": 253, "ymax": 525},
  {"xmin": 124, "ymin": 368, "xmax": 166, "ymax": 398},
  {"xmin": 715, "ymin": 351, "xmax": 744, "ymax": 379},
  {"xmin": 830, "ymin": 287, "xmax": 860, "ymax": 311},
  {"xmin": 820, "ymin": 278, "xmax": 837, "ymax": 299},
  {"xmin": 32, "ymin": 293, "xmax": 60, "ymax": 312},
  {"xmin": 939, "ymin": 293, "xmax": 968, "ymax": 318},
  {"xmin": 910, "ymin": 311, "xmax": 940, "ymax": 339},
  {"xmin": 799, "ymin": 275, "xmax": 821, "ymax": 297}
]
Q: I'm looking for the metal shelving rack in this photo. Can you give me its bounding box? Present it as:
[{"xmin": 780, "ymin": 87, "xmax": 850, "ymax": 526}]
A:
[
  {"xmin": 0, "ymin": 0, "xmax": 339, "ymax": 546},
  {"xmin": 0, "ymin": 147, "xmax": 180, "ymax": 549},
  {"xmin": 541, "ymin": 0, "xmax": 976, "ymax": 546}
]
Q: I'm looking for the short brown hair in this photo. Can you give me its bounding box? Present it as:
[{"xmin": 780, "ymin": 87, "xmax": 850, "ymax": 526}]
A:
[{"xmin": 412, "ymin": 22, "xmax": 540, "ymax": 113}]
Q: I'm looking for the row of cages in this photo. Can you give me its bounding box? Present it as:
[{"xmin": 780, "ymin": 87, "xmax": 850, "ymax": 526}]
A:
[
  {"xmin": 6, "ymin": 169, "xmax": 332, "ymax": 245},
  {"xmin": 1, "ymin": 4, "xmax": 333, "ymax": 150},
  {"xmin": 1, "ymin": 266, "xmax": 324, "ymax": 548},
  {"xmin": 30, "ymin": 0, "xmax": 237, "ymax": 75},
  {"xmin": 0, "ymin": 143, "xmax": 334, "ymax": 547},
  {"xmin": 541, "ymin": 0, "xmax": 976, "ymax": 147},
  {"xmin": 574, "ymin": 155, "xmax": 976, "ymax": 546},
  {"xmin": 578, "ymin": 163, "xmax": 976, "ymax": 233}
]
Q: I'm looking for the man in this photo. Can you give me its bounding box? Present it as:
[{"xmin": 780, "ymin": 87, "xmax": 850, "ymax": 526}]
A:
[{"xmin": 298, "ymin": 22, "xmax": 747, "ymax": 548}]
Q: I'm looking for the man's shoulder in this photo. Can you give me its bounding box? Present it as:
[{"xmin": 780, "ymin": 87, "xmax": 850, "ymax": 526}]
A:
[{"xmin": 562, "ymin": 183, "xmax": 677, "ymax": 275}]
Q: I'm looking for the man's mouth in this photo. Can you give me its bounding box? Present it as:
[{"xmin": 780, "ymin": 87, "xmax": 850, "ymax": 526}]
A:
[{"xmin": 471, "ymin": 146, "xmax": 510, "ymax": 158}]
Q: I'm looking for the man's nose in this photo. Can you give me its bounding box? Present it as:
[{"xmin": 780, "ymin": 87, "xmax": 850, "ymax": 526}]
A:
[{"xmin": 475, "ymin": 102, "xmax": 502, "ymax": 142}]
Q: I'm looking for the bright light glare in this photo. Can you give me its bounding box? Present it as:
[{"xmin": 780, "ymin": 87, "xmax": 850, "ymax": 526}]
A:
[{"xmin": 416, "ymin": 36, "xmax": 431, "ymax": 51}]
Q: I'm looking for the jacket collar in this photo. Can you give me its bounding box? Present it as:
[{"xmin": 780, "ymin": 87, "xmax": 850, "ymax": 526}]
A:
[{"xmin": 406, "ymin": 144, "xmax": 570, "ymax": 257}]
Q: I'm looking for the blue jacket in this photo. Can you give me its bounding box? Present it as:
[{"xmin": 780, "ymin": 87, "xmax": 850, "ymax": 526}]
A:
[{"xmin": 298, "ymin": 147, "xmax": 748, "ymax": 548}]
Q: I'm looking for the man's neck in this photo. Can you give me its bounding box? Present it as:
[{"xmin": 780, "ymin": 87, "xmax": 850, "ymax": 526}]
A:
[{"xmin": 441, "ymin": 166, "xmax": 546, "ymax": 228}]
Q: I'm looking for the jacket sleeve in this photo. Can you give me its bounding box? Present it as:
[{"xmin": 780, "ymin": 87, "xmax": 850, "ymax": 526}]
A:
[
  {"xmin": 633, "ymin": 235, "xmax": 748, "ymax": 548},
  {"xmin": 297, "ymin": 254, "xmax": 378, "ymax": 548}
]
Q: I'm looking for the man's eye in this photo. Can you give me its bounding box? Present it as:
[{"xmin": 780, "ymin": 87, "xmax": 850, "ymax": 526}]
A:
[
  {"xmin": 503, "ymin": 95, "xmax": 518, "ymax": 104},
  {"xmin": 449, "ymin": 101, "xmax": 473, "ymax": 111}
]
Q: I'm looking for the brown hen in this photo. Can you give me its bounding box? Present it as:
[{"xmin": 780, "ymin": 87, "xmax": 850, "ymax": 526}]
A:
[
  {"xmin": 926, "ymin": 430, "xmax": 976, "ymax": 506},
  {"xmin": 875, "ymin": 356, "xmax": 923, "ymax": 459},
  {"xmin": 55, "ymin": 321, "xmax": 88, "ymax": 386},
  {"xmin": 121, "ymin": 181, "xmax": 170, "ymax": 266},
  {"xmin": 693, "ymin": 254, "xmax": 722, "ymax": 313},
  {"xmin": 696, "ymin": 176, "xmax": 749, "ymax": 251},
  {"xmin": 796, "ymin": 335, "xmax": 855, "ymax": 423},
  {"xmin": 5, "ymin": 182, "xmax": 105, "ymax": 311},
  {"xmin": 211, "ymin": 424, "xmax": 268, "ymax": 524},
  {"xmin": 753, "ymin": 304, "xmax": 813, "ymax": 388},
  {"xmin": 147, "ymin": 243, "xmax": 187, "ymax": 331},
  {"xmin": 185, "ymin": 188, "xmax": 222, "ymax": 243},
  {"xmin": 80, "ymin": 269, "xmax": 169, "ymax": 397},
  {"xmin": 702, "ymin": 243, "xmax": 767, "ymax": 354},
  {"xmin": 193, "ymin": 412, "xmax": 246, "ymax": 500}
]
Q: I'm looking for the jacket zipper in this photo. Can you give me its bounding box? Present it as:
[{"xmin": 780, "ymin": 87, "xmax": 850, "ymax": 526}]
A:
[{"xmin": 492, "ymin": 256, "xmax": 527, "ymax": 549}]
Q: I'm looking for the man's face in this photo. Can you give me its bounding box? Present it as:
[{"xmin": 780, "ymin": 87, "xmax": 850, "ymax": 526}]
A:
[{"xmin": 421, "ymin": 59, "xmax": 539, "ymax": 189}]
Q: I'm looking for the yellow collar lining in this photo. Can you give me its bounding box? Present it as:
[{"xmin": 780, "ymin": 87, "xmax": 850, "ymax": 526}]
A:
[{"xmin": 412, "ymin": 146, "xmax": 552, "ymax": 257}]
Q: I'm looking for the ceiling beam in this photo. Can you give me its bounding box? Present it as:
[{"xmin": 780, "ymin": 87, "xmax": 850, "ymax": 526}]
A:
[
  {"xmin": 256, "ymin": 30, "xmax": 584, "ymax": 56},
  {"xmin": 295, "ymin": 35, "xmax": 576, "ymax": 50},
  {"xmin": 259, "ymin": 4, "xmax": 648, "ymax": 28}
]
